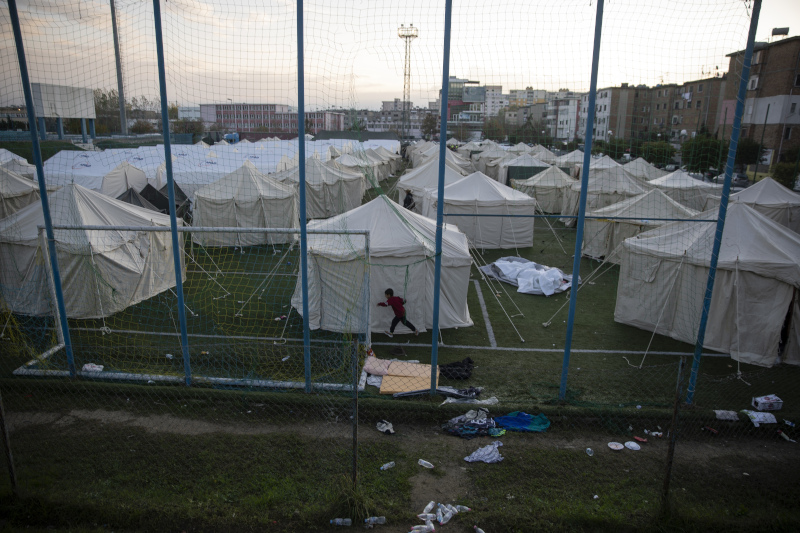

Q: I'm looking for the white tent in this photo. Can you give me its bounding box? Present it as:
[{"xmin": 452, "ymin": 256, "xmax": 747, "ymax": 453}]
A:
[
  {"xmin": 271, "ymin": 157, "xmax": 364, "ymax": 219},
  {"xmin": 513, "ymin": 165, "xmax": 576, "ymax": 213},
  {"xmin": 498, "ymin": 153, "xmax": 551, "ymax": 185},
  {"xmin": 100, "ymin": 162, "xmax": 149, "ymax": 199},
  {"xmin": 561, "ymin": 166, "xmax": 651, "ymax": 227},
  {"xmin": 457, "ymin": 140, "xmax": 483, "ymax": 158},
  {"xmin": 0, "ymin": 184, "xmax": 184, "ymax": 318},
  {"xmin": 615, "ymin": 203, "xmax": 800, "ymax": 367},
  {"xmin": 396, "ymin": 159, "xmax": 465, "ymax": 214},
  {"xmin": 650, "ymin": 170, "xmax": 722, "ymax": 211},
  {"xmin": 446, "ymin": 137, "xmax": 462, "ymax": 146},
  {"xmin": 192, "ymin": 161, "xmax": 299, "ymax": 247},
  {"xmin": 508, "ymin": 142, "xmax": 532, "ymax": 154},
  {"xmin": 529, "ymin": 145, "xmax": 557, "ymax": 164},
  {"xmin": 194, "ymin": 140, "xmax": 210, "ymax": 148},
  {"xmin": 1, "ymin": 158, "xmax": 36, "ymax": 179},
  {"xmin": 1, "ymin": 167, "xmax": 41, "ymax": 219},
  {"xmin": 364, "ymin": 148, "xmax": 391, "ymax": 180},
  {"xmin": 415, "ymin": 149, "xmax": 473, "ymax": 175},
  {"xmin": 336, "ymin": 153, "xmax": 383, "ymax": 186},
  {"xmin": 731, "ymin": 177, "xmax": 800, "ymax": 233},
  {"xmin": 554, "ymin": 150, "xmax": 585, "ymax": 167},
  {"xmin": 483, "ymin": 153, "xmax": 519, "ymax": 182},
  {"xmin": 375, "ymin": 146, "xmax": 402, "ymax": 174},
  {"xmin": 291, "ymin": 196, "xmax": 473, "ymax": 334},
  {"xmin": 583, "ymin": 189, "xmax": 698, "ymax": 263},
  {"xmin": 471, "ymin": 146, "xmax": 508, "ymax": 173},
  {"xmin": 624, "ymin": 157, "xmax": 668, "ymax": 181},
  {"xmin": 423, "ymin": 171, "xmax": 536, "ymax": 249}
]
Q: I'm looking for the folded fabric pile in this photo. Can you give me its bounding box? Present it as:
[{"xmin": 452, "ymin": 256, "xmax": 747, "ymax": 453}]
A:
[{"xmin": 442, "ymin": 408, "xmax": 505, "ymax": 439}]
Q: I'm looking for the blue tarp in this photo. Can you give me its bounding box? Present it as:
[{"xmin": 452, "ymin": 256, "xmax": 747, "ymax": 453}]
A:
[{"xmin": 494, "ymin": 411, "xmax": 550, "ymax": 432}]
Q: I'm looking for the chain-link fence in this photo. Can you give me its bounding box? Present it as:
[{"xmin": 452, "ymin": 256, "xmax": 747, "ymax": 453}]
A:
[{"xmin": 2, "ymin": 0, "xmax": 799, "ymax": 530}]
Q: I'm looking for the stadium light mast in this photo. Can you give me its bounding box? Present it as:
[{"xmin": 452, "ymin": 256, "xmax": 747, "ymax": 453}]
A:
[{"xmin": 398, "ymin": 24, "xmax": 418, "ymax": 143}]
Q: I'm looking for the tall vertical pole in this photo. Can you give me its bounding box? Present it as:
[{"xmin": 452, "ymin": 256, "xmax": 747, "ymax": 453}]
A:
[
  {"xmin": 110, "ymin": 0, "xmax": 128, "ymax": 135},
  {"xmin": 297, "ymin": 0, "xmax": 313, "ymax": 393},
  {"xmin": 559, "ymin": 0, "xmax": 605, "ymax": 400},
  {"xmin": 152, "ymin": 0, "xmax": 192, "ymax": 386},
  {"xmin": 686, "ymin": 0, "xmax": 761, "ymax": 404},
  {"xmin": 403, "ymin": 37, "xmax": 409, "ymax": 142},
  {"xmin": 754, "ymin": 103, "xmax": 769, "ymax": 182},
  {"xmin": 0, "ymin": 390, "xmax": 18, "ymax": 497},
  {"xmin": 430, "ymin": 0, "xmax": 453, "ymax": 393},
  {"xmin": 8, "ymin": 0, "xmax": 76, "ymax": 378}
]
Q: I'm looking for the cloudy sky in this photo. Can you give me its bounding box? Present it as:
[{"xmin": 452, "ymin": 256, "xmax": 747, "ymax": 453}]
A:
[{"xmin": 0, "ymin": 0, "xmax": 797, "ymax": 111}]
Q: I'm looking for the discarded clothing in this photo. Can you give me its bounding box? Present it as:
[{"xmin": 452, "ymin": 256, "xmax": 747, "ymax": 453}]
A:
[
  {"xmin": 494, "ymin": 411, "xmax": 550, "ymax": 433},
  {"xmin": 441, "ymin": 396, "xmax": 499, "ymax": 406},
  {"xmin": 714, "ymin": 410, "xmax": 739, "ymax": 421},
  {"xmin": 464, "ymin": 441, "xmax": 504, "ymax": 463},
  {"xmin": 439, "ymin": 357, "xmax": 474, "ymax": 380},
  {"xmin": 366, "ymin": 374, "xmax": 383, "ymax": 388},
  {"xmin": 376, "ymin": 419, "xmax": 395, "ymax": 435},
  {"xmin": 478, "ymin": 257, "xmax": 576, "ymax": 296},
  {"xmin": 442, "ymin": 408, "xmax": 497, "ymax": 439}
]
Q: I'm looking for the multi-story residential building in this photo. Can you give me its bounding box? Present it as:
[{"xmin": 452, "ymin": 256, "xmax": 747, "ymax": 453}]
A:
[
  {"xmin": 382, "ymin": 99, "xmax": 407, "ymax": 112},
  {"xmin": 509, "ymin": 87, "xmax": 547, "ymax": 107},
  {"xmin": 341, "ymin": 105, "xmax": 435, "ymax": 139},
  {"xmin": 199, "ymin": 103, "xmax": 344, "ymax": 133},
  {"xmin": 722, "ymin": 35, "xmax": 800, "ymax": 164},
  {"xmin": 440, "ymin": 76, "xmax": 484, "ymax": 132},
  {"xmin": 547, "ymin": 90, "xmax": 583, "ymax": 140},
  {"xmin": 484, "ymin": 85, "xmax": 509, "ymax": 117}
]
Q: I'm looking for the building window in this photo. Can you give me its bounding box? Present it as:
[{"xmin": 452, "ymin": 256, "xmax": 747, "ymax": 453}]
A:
[
  {"xmin": 792, "ymin": 103, "xmax": 797, "ymax": 114},
  {"xmin": 785, "ymin": 127, "xmax": 792, "ymax": 141},
  {"xmin": 696, "ymin": 100, "xmax": 701, "ymax": 109},
  {"xmin": 748, "ymin": 76, "xmax": 759, "ymax": 90},
  {"xmin": 752, "ymin": 50, "xmax": 762, "ymax": 65},
  {"xmin": 674, "ymin": 101, "xmax": 680, "ymax": 109},
  {"xmin": 656, "ymin": 103, "xmax": 660, "ymax": 110},
  {"xmin": 795, "ymin": 74, "xmax": 800, "ymax": 86},
  {"xmin": 698, "ymin": 83, "xmax": 704, "ymax": 93}
]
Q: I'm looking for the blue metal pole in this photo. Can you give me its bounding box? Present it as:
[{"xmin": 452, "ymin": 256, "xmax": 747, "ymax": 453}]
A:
[
  {"xmin": 80, "ymin": 118, "xmax": 87, "ymax": 143},
  {"xmin": 152, "ymin": 0, "xmax": 192, "ymax": 386},
  {"xmin": 430, "ymin": 0, "xmax": 454, "ymax": 393},
  {"xmin": 297, "ymin": 0, "xmax": 313, "ymax": 393},
  {"xmin": 8, "ymin": 0, "xmax": 76, "ymax": 377},
  {"xmin": 89, "ymin": 119, "xmax": 96, "ymax": 140},
  {"xmin": 38, "ymin": 117, "xmax": 46, "ymax": 141},
  {"xmin": 686, "ymin": 0, "xmax": 761, "ymax": 404},
  {"xmin": 559, "ymin": 0, "xmax": 605, "ymax": 400},
  {"xmin": 56, "ymin": 117, "xmax": 64, "ymax": 140}
]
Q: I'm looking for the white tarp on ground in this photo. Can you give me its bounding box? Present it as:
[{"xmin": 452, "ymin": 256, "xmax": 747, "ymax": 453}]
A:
[
  {"xmin": 583, "ymin": 189, "xmax": 698, "ymax": 264},
  {"xmin": 649, "ymin": 170, "xmax": 723, "ymax": 211},
  {"xmin": 271, "ymin": 157, "xmax": 364, "ymax": 219},
  {"xmin": 615, "ymin": 203, "xmax": 800, "ymax": 367},
  {"xmin": 396, "ymin": 159, "xmax": 465, "ymax": 214},
  {"xmin": 624, "ymin": 157, "xmax": 668, "ymax": 181},
  {"xmin": 512, "ymin": 165, "xmax": 576, "ymax": 214},
  {"xmin": 100, "ymin": 161, "xmax": 148, "ymax": 198},
  {"xmin": 291, "ymin": 196, "xmax": 473, "ymax": 334},
  {"xmin": 561, "ymin": 166, "xmax": 652, "ymax": 227},
  {"xmin": 1, "ymin": 158, "xmax": 36, "ymax": 179},
  {"xmin": 192, "ymin": 161, "xmax": 298, "ymax": 246},
  {"xmin": 498, "ymin": 153, "xmax": 551, "ymax": 185},
  {"xmin": 423, "ymin": 171, "xmax": 537, "ymax": 249},
  {"xmin": 0, "ymin": 183, "xmax": 184, "ymax": 318},
  {"xmin": 478, "ymin": 257, "xmax": 575, "ymax": 296},
  {"xmin": 1, "ymin": 167, "xmax": 41, "ymax": 219},
  {"xmin": 731, "ymin": 177, "xmax": 800, "ymax": 233}
]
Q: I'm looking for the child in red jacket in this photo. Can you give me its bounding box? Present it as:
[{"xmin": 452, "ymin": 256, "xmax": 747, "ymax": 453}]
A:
[{"xmin": 377, "ymin": 288, "xmax": 418, "ymax": 337}]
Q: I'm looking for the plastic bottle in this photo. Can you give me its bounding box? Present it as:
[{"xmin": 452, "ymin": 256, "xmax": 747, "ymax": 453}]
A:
[
  {"xmin": 330, "ymin": 518, "xmax": 352, "ymax": 526},
  {"xmin": 380, "ymin": 461, "xmax": 395, "ymax": 471},
  {"xmin": 474, "ymin": 526, "xmax": 486, "ymax": 533},
  {"xmin": 455, "ymin": 505, "xmax": 471, "ymax": 512},
  {"xmin": 364, "ymin": 516, "xmax": 386, "ymax": 525},
  {"xmin": 418, "ymin": 459, "xmax": 434, "ymax": 468},
  {"xmin": 417, "ymin": 513, "xmax": 436, "ymax": 520},
  {"xmin": 586, "ymin": 448, "xmax": 594, "ymax": 457},
  {"xmin": 435, "ymin": 506, "xmax": 443, "ymax": 523},
  {"xmin": 423, "ymin": 501, "xmax": 436, "ymax": 513},
  {"xmin": 445, "ymin": 504, "xmax": 458, "ymax": 514},
  {"xmin": 440, "ymin": 510, "xmax": 453, "ymax": 525}
]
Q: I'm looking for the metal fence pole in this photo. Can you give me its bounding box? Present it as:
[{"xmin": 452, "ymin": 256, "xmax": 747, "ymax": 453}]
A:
[
  {"xmin": 430, "ymin": 0, "xmax": 453, "ymax": 393},
  {"xmin": 8, "ymin": 0, "xmax": 76, "ymax": 378},
  {"xmin": 152, "ymin": 0, "xmax": 193, "ymax": 386},
  {"xmin": 110, "ymin": 0, "xmax": 128, "ymax": 135},
  {"xmin": 0, "ymin": 389, "xmax": 18, "ymax": 497},
  {"xmin": 296, "ymin": 0, "xmax": 313, "ymax": 393},
  {"xmin": 559, "ymin": 0, "xmax": 605, "ymax": 400},
  {"xmin": 686, "ymin": 0, "xmax": 761, "ymax": 404}
]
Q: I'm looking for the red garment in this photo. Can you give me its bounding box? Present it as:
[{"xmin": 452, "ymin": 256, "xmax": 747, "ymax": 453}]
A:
[{"xmin": 379, "ymin": 296, "xmax": 406, "ymax": 317}]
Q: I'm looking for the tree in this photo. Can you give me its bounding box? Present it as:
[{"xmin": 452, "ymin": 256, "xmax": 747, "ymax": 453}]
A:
[
  {"xmin": 130, "ymin": 120, "xmax": 155, "ymax": 134},
  {"xmin": 735, "ymin": 137, "xmax": 762, "ymax": 168},
  {"xmin": 771, "ymin": 163, "xmax": 799, "ymax": 190},
  {"xmin": 173, "ymin": 118, "xmax": 204, "ymax": 135},
  {"xmin": 483, "ymin": 117, "xmax": 505, "ymax": 142},
  {"xmin": 641, "ymin": 141, "xmax": 676, "ymax": 166},
  {"xmin": 421, "ymin": 113, "xmax": 438, "ymax": 139},
  {"xmin": 605, "ymin": 138, "xmax": 628, "ymax": 160},
  {"xmin": 450, "ymin": 123, "xmax": 470, "ymax": 142},
  {"xmin": 168, "ymin": 103, "xmax": 179, "ymax": 120},
  {"xmin": 680, "ymin": 135, "xmax": 724, "ymax": 171}
]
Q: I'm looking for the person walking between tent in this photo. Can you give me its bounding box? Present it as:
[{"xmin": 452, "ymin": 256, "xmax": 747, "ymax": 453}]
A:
[
  {"xmin": 403, "ymin": 189, "xmax": 416, "ymax": 211},
  {"xmin": 377, "ymin": 288, "xmax": 418, "ymax": 337}
]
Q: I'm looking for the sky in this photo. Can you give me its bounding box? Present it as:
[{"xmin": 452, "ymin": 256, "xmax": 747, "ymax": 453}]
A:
[{"xmin": 0, "ymin": 0, "xmax": 798, "ymax": 111}]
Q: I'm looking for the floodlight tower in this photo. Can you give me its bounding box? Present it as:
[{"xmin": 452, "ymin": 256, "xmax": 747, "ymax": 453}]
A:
[{"xmin": 398, "ymin": 24, "xmax": 418, "ymax": 143}]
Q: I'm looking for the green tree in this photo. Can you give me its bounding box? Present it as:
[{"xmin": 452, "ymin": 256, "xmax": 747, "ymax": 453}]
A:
[
  {"xmin": 771, "ymin": 163, "xmax": 799, "ymax": 189},
  {"xmin": 483, "ymin": 117, "xmax": 505, "ymax": 142},
  {"xmin": 605, "ymin": 138, "xmax": 628, "ymax": 159},
  {"xmin": 421, "ymin": 113, "xmax": 438, "ymax": 139},
  {"xmin": 168, "ymin": 103, "xmax": 179, "ymax": 120},
  {"xmin": 173, "ymin": 118, "xmax": 204, "ymax": 135},
  {"xmin": 451, "ymin": 123, "xmax": 470, "ymax": 142},
  {"xmin": 641, "ymin": 141, "xmax": 676, "ymax": 166},
  {"xmin": 130, "ymin": 119, "xmax": 155, "ymax": 134},
  {"xmin": 735, "ymin": 137, "xmax": 762, "ymax": 168},
  {"xmin": 680, "ymin": 135, "xmax": 724, "ymax": 171}
]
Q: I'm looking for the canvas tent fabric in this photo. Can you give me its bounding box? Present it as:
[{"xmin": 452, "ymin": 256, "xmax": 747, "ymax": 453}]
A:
[
  {"xmin": 446, "ymin": 137, "xmax": 462, "ymax": 146},
  {"xmin": 375, "ymin": 146, "xmax": 402, "ymax": 174},
  {"xmin": 615, "ymin": 203, "xmax": 800, "ymax": 367},
  {"xmin": 116, "ymin": 187, "xmax": 161, "ymax": 212},
  {"xmin": 396, "ymin": 160, "xmax": 465, "ymax": 214},
  {"xmin": 624, "ymin": 157, "xmax": 668, "ymax": 181},
  {"xmin": 1, "ymin": 158, "xmax": 36, "ymax": 179},
  {"xmin": 100, "ymin": 162, "xmax": 149, "ymax": 198},
  {"xmin": 498, "ymin": 153, "xmax": 551, "ymax": 185},
  {"xmin": 1, "ymin": 167, "xmax": 41, "ymax": 219},
  {"xmin": 512, "ymin": 165, "xmax": 576, "ymax": 213},
  {"xmin": 483, "ymin": 153, "xmax": 519, "ymax": 182},
  {"xmin": 583, "ymin": 189, "xmax": 698, "ymax": 263},
  {"xmin": 528, "ymin": 145, "xmax": 557, "ymax": 164},
  {"xmin": 471, "ymin": 146, "xmax": 508, "ymax": 173},
  {"xmin": 335, "ymin": 153, "xmax": 382, "ymax": 187},
  {"xmin": 650, "ymin": 170, "xmax": 723, "ymax": 211},
  {"xmin": 555, "ymin": 150, "xmax": 585, "ymax": 167},
  {"xmin": 191, "ymin": 161, "xmax": 299, "ymax": 246},
  {"xmin": 561, "ymin": 166, "xmax": 651, "ymax": 227},
  {"xmin": 731, "ymin": 177, "xmax": 800, "ymax": 233},
  {"xmin": 0, "ymin": 183, "xmax": 184, "ymax": 319},
  {"xmin": 271, "ymin": 157, "xmax": 364, "ymax": 218},
  {"xmin": 423, "ymin": 171, "xmax": 536, "ymax": 249},
  {"xmin": 291, "ymin": 196, "xmax": 473, "ymax": 335},
  {"xmin": 415, "ymin": 145, "xmax": 474, "ymax": 174}
]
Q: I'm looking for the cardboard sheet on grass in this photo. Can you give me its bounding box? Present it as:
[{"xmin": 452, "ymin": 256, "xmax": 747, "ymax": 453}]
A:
[{"xmin": 380, "ymin": 361, "xmax": 440, "ymax": 394}]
